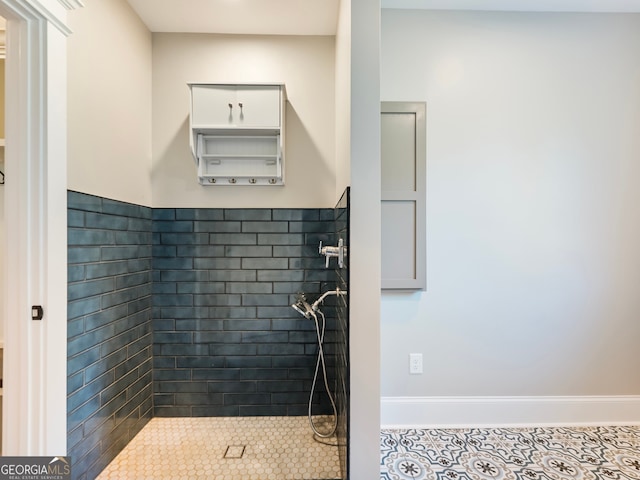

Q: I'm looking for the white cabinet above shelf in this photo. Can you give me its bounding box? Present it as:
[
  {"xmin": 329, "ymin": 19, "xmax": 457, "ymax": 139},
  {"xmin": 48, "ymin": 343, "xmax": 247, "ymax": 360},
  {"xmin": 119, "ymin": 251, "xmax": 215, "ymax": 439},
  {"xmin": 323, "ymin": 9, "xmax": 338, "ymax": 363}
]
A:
[{"xmin": 188, "ymin": 83, "xmax": 286, "ymax": 186}]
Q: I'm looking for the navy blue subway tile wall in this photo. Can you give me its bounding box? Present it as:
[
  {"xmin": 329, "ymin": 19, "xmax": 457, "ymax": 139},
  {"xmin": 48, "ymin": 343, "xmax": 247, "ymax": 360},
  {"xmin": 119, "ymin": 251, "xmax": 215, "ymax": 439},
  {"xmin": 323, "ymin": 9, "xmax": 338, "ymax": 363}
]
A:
[
  {"xmin": 68, "ymin": 192, "xmax": 345, "ymax": 478},
  {"xmin": 152, "ymin": 208, "xmax": 337, "ymax": 417},
  {"xmin": 67, "ymin": 191, "xmax": 153, "ymax": 480}
]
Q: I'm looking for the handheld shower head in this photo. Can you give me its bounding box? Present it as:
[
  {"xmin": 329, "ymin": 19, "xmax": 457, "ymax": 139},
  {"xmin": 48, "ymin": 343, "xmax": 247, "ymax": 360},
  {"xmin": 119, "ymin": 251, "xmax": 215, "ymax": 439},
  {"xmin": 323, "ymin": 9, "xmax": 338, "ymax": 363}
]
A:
[
  {"xmin": 291, "ymin": 294, "xmax": 313, "ymax": 319},
  {"xmin": 291, "ymin": 301, "xmax": 309, "ymax": 318}
]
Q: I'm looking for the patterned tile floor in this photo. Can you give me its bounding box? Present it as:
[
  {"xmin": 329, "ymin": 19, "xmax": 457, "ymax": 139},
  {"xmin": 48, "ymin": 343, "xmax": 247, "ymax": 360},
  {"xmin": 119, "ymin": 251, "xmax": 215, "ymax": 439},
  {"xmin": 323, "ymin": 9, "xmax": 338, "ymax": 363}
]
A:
[
  {"xmin": 97, "ymin": 416, "xmax": 341, "ymax": 480},
  {"xmin": 381, "ymin": 425, "xmax": 640, "ymax": 480}
]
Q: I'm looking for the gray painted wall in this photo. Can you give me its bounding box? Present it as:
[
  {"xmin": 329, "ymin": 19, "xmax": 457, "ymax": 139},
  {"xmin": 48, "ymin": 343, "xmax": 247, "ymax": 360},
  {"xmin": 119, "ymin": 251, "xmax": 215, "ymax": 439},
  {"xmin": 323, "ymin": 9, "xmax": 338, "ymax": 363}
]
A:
[{"xmin": 380, "ymin": 11, "xmax": 640, "ymax": 398}]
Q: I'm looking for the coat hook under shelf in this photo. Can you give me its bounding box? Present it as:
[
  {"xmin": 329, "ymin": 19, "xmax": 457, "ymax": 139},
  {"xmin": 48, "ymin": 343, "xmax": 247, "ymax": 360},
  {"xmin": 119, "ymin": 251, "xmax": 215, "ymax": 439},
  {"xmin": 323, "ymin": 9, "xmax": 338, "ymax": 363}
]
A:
[{"xmin": 0, "ymin": 170, "xmax": 4, "ymax": 185}]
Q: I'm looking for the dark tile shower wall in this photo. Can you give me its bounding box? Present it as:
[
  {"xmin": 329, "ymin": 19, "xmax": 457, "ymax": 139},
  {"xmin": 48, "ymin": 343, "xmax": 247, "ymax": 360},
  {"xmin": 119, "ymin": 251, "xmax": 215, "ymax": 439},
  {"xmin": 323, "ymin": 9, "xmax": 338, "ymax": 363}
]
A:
[
  {"xmin": 152, "ymin": 208, "xmax": 338, "ymax": 416},
  {"xmin": 67, "ymin": 193, "xmax": 348, "ymax": 478},
  {"xmin": 67, "ymin": 191, "xmax": 153, "ymax": 480},
  {"xmin": 334, "ymin": 188, "xmax": 350, "ymax": 480}
]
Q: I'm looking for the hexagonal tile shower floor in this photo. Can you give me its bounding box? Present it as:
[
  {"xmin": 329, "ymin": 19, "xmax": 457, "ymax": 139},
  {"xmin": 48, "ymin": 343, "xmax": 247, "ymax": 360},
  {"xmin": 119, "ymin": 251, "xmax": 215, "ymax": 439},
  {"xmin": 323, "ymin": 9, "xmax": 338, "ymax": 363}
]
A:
[{"xmin": 96, "ymin": 416, "xmax": 341, "ymax": 480}]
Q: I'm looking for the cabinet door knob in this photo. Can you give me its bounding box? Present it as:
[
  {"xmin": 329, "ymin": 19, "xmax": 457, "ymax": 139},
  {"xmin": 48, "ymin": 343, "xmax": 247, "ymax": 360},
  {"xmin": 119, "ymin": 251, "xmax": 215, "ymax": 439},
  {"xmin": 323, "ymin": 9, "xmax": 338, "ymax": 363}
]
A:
[{"xmin": 228, "ymin": 103, "xmax": 233, "ymax": 109}]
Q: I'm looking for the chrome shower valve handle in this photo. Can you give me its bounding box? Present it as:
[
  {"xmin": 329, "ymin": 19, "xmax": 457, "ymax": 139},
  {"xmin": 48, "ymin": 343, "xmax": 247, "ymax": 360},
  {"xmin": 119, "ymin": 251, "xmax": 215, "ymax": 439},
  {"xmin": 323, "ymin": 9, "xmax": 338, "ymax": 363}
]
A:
[{"xmin": 318, "ymin": 239, "xmax": 347, "ymax": 268}]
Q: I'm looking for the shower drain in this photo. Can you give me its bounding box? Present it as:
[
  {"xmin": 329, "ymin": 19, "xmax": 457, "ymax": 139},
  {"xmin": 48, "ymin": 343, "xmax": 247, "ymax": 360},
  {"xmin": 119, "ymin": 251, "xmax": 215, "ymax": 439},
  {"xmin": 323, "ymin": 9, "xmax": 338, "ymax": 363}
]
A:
[{"xmin": 223, "ymin": 445, "xmax": 246, "ymax": 459}]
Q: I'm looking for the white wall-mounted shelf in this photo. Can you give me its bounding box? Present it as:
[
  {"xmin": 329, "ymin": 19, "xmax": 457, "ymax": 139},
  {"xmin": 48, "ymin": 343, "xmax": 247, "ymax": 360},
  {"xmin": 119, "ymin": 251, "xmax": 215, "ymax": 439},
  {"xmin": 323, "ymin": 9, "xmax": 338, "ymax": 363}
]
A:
[{"xmin": 188, "ymin": 83, "xmax": 286, "ymax": 186}]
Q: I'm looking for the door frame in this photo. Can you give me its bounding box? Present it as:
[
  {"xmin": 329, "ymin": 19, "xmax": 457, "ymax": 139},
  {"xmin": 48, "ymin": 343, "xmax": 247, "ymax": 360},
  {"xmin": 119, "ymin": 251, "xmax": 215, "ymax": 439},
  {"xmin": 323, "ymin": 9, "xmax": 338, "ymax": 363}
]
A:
[{"xmin": 0, "ymin": 0, "xmax": 76, "ymax": 455}]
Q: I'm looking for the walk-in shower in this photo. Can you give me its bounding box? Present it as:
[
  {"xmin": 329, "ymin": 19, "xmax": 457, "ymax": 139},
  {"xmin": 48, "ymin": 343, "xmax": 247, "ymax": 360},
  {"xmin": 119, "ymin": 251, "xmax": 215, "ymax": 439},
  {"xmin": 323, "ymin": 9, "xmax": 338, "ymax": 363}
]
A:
[
  {"xmin": 291, "ymin": 288, "xmax": 347, "ymax": 441},
  {"xmin": 68, "ymin": 188, "xmax": 350, "ymax": 480}
]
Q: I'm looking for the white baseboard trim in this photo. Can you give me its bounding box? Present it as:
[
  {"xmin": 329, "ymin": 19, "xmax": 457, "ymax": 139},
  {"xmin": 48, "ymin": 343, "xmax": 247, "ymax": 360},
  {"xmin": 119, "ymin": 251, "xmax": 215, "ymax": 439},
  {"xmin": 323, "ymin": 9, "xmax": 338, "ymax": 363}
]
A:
[{"xmin": 381, "ymin": 395, "xmax": 640, "ymax": 428}]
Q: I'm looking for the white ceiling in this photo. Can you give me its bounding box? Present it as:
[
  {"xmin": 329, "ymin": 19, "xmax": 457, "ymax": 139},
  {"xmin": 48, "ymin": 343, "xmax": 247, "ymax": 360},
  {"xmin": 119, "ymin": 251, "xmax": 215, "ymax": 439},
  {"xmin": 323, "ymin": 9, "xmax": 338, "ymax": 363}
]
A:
[
  {"xmin": 381, "ymin": 0, "xmax": 640, "ymax": 12},
  {"xmin": 126, "ymin": 0, "xmax": 640, "ymax": 36},
  {"xmin": 126, "ymin": 0, "xmax": 340, "ymax": 36}
]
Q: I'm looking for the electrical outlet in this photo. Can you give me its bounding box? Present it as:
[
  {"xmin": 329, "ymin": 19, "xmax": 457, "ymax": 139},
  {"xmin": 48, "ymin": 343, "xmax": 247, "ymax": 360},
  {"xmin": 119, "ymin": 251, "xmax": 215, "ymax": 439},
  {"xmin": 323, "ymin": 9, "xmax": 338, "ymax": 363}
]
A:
[{"xmin": 409, "ymin": 353, "xmax": 423, "ymax": 374}]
